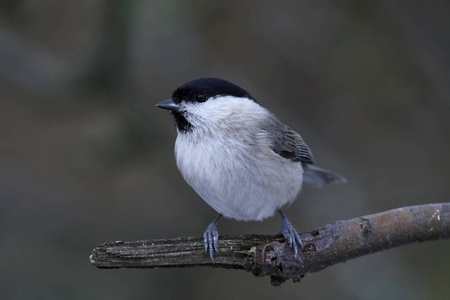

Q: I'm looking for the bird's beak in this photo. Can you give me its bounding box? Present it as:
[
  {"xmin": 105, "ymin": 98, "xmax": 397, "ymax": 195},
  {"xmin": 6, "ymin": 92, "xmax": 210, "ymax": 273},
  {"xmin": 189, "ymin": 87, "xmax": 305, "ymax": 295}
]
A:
[{"xmin": 156, "ymin": 99, "xmax": 179, "ymax": 111}]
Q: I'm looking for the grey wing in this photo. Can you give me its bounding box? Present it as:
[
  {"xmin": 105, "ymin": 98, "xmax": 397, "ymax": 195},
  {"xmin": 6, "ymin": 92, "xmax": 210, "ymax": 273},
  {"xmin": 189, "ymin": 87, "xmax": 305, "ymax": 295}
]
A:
[
  {"xmin": 263, "ymin": 117, "xmax": 314, "ymax": 164},
  {"xmin": 262, "ymin": 116, "xmax": 346, "ymax": 187}
]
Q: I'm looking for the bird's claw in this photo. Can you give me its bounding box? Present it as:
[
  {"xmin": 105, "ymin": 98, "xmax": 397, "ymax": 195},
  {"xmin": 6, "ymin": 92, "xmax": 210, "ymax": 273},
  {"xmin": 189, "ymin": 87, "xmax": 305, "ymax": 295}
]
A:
[
  {"xmin": 203, "ymin": 222, "xmax": 219, "ymax": 263},
  {"xmin": 280, "ymin": 218, "xmax": 304, "ymax": 257}
]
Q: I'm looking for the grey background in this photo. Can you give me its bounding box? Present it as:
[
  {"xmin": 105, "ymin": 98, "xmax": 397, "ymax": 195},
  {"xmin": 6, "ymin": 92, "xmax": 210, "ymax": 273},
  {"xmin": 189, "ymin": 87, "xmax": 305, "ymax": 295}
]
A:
[{"xmin": 0, "ymin": 0, "xmax": 449, "ymax": 299}]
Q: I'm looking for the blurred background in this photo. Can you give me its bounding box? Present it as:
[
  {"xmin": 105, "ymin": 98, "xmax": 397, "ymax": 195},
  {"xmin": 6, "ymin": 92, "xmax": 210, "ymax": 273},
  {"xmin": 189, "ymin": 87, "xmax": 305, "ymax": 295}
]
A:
[{"xmin": 0, "ymin": 0, "xmax": 449, "ymax": 299}]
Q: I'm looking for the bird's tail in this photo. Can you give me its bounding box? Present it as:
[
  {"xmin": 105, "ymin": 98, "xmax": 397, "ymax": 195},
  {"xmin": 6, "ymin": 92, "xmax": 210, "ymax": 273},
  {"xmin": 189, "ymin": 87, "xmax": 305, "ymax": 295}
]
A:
[{"xmin": 302, "ymin": 164, "xmax": 346, "ymax": 188}]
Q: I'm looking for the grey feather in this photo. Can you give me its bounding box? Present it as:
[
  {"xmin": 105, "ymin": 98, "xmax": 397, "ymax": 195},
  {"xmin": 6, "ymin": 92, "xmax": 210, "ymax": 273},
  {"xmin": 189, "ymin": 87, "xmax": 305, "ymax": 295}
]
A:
[
  {"xmin": 262, "ymin": 114, "xmax": 345, "ymax": 188},
  {"xmin": 264, "ymin": 115, "xmax": 314, "ymax": 164},
  {"xmin": 302, "ymin": 164, "xmax": 346, "ymax": 187}
]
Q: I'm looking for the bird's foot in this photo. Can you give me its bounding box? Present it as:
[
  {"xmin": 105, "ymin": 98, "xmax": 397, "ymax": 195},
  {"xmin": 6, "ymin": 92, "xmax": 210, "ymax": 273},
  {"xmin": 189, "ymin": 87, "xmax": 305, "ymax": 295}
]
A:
[
  {"xmin": 279, "ymin": 209, "xmax": 304, "ymax": 258},
  {"xmin": 203, "ymin": 215, "xmax": 221, "ymax": 263}
]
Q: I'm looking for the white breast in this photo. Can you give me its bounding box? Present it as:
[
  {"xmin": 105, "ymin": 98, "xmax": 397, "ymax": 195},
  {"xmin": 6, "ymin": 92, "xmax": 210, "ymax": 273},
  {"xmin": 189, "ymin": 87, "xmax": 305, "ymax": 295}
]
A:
[{"xmin": 174, "ymin": 97, "xmax": 303, "ymax": 221}]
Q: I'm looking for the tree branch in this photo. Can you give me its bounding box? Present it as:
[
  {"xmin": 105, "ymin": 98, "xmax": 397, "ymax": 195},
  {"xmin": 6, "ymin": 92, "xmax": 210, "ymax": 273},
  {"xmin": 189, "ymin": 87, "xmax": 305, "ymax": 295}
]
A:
[{"xmin": 90, "ymin": 203, "xmax": 450, "ymax": 285}]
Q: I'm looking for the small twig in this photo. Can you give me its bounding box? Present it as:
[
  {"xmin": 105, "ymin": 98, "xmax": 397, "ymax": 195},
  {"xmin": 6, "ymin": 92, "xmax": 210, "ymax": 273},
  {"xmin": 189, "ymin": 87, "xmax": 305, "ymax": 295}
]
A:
[{"xmin": 90, "ymin": 203, "xmax": 449, "ymax": 285}]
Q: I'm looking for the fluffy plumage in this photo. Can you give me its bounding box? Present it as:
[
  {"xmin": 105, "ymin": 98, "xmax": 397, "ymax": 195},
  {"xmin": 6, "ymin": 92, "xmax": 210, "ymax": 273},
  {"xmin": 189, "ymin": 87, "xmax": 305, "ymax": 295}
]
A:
[
  {"xmin": 174, "ymin": 95, "xmax": 304, "ymax": 220},
  {"xmin": 157, "ymin": 78, "xmax": 345, "ymax": 261}
]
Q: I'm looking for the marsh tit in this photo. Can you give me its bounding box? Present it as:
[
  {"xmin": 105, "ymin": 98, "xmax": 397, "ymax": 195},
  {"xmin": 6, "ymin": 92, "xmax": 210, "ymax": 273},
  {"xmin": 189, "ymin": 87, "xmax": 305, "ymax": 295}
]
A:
[{"xmin": 157, "ymin": 78, "xmax": 345, "ymax": 263}]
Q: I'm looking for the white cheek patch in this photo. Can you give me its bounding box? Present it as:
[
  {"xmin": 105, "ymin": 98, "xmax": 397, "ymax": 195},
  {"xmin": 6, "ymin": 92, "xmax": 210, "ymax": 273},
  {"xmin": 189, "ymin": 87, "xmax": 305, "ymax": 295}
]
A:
[{"xmin": 181, "ymin": 96, "xmax": 266, "ymax": 130}]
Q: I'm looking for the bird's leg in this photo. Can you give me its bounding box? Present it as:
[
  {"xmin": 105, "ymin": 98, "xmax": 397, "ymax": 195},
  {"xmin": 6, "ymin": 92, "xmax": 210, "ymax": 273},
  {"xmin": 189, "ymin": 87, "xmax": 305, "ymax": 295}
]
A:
[
  {"xmin": 278, "ymin": 209, "xmax": 304, "ymax": 257},
  {"xmin": 203, "ymin": 214, "xmax": 222, "ymax": 263}
]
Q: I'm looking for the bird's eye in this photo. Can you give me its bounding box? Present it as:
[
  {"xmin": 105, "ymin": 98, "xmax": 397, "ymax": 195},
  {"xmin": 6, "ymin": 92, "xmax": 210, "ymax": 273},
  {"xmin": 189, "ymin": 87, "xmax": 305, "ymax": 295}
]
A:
[{"xmin": 195, "ymin": 93, "xmax": 208, "ymax": 102}]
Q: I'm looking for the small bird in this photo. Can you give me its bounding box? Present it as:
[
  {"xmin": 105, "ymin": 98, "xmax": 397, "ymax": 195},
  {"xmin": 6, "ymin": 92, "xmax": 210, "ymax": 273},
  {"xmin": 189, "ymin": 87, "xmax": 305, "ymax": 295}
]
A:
[{"xmin": 157, "ymin": 78, "xmax": 345, "ymax": 262}]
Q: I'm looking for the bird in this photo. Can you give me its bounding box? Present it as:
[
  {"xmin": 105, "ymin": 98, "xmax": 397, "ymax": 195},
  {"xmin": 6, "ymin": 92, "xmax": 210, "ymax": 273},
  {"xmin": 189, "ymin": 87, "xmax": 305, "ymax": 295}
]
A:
[{"xmin": 156, "ymin": 78, "xmax": 345, "ymax": 263}]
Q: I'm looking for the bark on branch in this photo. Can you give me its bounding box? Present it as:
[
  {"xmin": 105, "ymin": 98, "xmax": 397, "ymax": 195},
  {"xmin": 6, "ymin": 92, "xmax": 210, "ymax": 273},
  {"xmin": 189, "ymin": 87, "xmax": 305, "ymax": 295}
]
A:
[{"xmin": 90, "ymin": 203, "xmax": 450, "ymax": 285}]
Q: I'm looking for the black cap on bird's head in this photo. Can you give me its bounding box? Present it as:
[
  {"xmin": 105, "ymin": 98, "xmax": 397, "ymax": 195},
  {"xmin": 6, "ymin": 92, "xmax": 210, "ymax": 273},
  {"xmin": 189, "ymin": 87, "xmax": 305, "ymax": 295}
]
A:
[
  {"xmin": 156, "ymin": 78, "xmax": 255, "ymax": 132},
  {"xmin": 171, "ymin": 78, "xmax": 254, "ymax": 104},
  {"xmin": 157, "ymin": 78, "xmax": 254, "ymax": 111}
]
